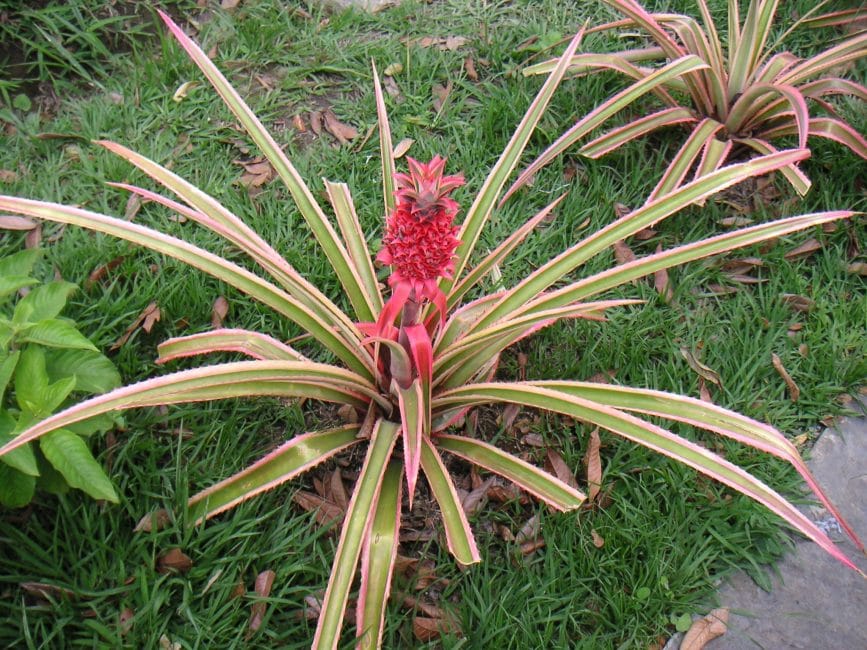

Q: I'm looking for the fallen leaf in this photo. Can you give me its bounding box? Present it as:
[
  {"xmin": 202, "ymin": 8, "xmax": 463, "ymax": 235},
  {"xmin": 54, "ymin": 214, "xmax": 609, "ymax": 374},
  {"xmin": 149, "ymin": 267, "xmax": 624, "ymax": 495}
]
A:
[
  {"xmin": 680, "ymin": 348, "xmax": 723, "ymax": 388},
  {"xmin": 413, "ymin": 615, "xmax": 459, "ymax": 642},
  {"xmin": 322, "ymin": 109, "xmax": 357, "ymax": 145},
  {"xmin": 784, "ymin": 237, "xmax": 822, "ymax": 260},
  {"xmin": 781, "ymin": 293, "xmax": 814, "ymax": 313},
  {"xmin": 461, "ymin": 477, "xmax": 494, "ymax": 516},
  {"xmin": 20, "ymin": 582, "xmax": 76, "ymax": 601},
  {"xmin": 337, "ymin": 404, "xmax": 359, "ymax": 424},
  {"xmin": 517, "ymin": 352, "xmax": 528, "ymax": 381},
  {"xmin": 718, "ymin": 216, "xmax": 753, "ymax": 227},
  {"xmin": 584, "ymin": 428, "xmax": 602, "ymax": 503},
  {"xmin": 25, "ymin": 223, "xmax": 41, "ymax": 248},
  {"xmin": 399, "ymin": 592, "xmax": 444, "ymax": 619},
  {"xmin": 84, "ymin": 256, "xmax": 125, "ymax": 290},
  {"xmin": 235, "ymin": 156, "xmax": 275, "ymax": 189},
  {"xmin": 248, "ymin": 570, "xmax": 276, "ymax": 634},
  {"xmin": 0, "ymin": 215, "xmax": 37, "ymax": 230},
  {"xmin": 172, "ymin": 81, "xmax": 198, "ymax": 102},
  {"xmin": 0, "ymin": 169, "xmax": 18, "ymax": 183},
  {"xmin": 383, "ymin": 62, "xmax": 403, "ymax": 76},
  {"xmin": 720, "ymin": 257, "xmax": 764, "ymax": 273},
  {"xmin": 392, "ymin": 138, "xmax": 414, "ymax": 159},
  {"xmin": 432, "ymin": 81, "xmax": 452, "ymax": 113},
  {"xmin": 519, "ymin": 537, "xmax": 546, "ymax": 555},
  {"xmin": 211, "ymin": 296, "xmax": 229, "ymax": 328},
  {"xmin": 771, "ymin": 353, "xmax": 800, "ymax": 402},
  {"xmin": 846, "ymin": 262, "xmax": 867, "ymax": 276},
  {"xmin": 546, "ymin": 449, "xmax": 578, "ymax": 489},
  {"xmin": 724, "ymin": 272, "xmax": 765, "ymax": 284},
  {"xmin": 486, "ymin": 482, "xmax": 525, "ymax": 504},
  {"xmin": 292, "ymin": 490, "xmax": 344, "ymax": 528},
  {"xmin": 521, "ymin": 433, "xmax": 545, "ymax": 447},
  {"xmin": 444, "ymin": 35, "xmax": 468, "ymax": 50},
  {"xmin": 699, "ymin": 378, "xmax": 714, "ymax": 403},
  {"xmin": 590, "ymin": 528, "xmax": 605, "ymax": 548},
  {"xmin": 411, "ymin": 35, "xmax": 468, "ymax": 51},
  {"xmin": 119, "ymin": 607, "xmax": 134, "ymax": 635},
  {"xmin": 635, "ymin": 227, "xmax": 657, "ymax": 240},
  {"xmin": 498, "ymin": 403, "xmax": 521, "ymax": 430},
  {"xmin": 328, "ymin": 469, "xmax": 349, "ymax": 511},
  {"xmin": 464, "ymin": 56, "xmax": 479, "ymax": 81},
  {"xmin": 792, "ymin": 432, "xmax": 809, "ymax": 449},
  {"xmin": 706, "ymin": 283, "xmax": 739, "ymax": 296},
  {"xmin": 221, "ymin": 0, "xmax": 241, "ymax": 8},
  {"xmin": 124, "ymin": 193, "xmax": 143, "ymax": 221},
  {"xmin": 133, "ymin": 509, "xmax": 171, "ymax": 533},
  {"xmin": 653, "ymin": 244, "xmax": 673, "ymax": 302},
  {"xmin": 798, "ymin": 343, "xmax": 809, "ymax": 357},
  {"xmin": 159, "ymin": 634, "xmax": 181, "ymax": 650},
  {"xmin": 231, "ymin": 580, "xmax": 247, "ymax": 599},
  {"xmin": 201, "ymin": 568, "xmax": 223, "ymax": 595},
  {"xmin": 613, "ymin": 240, "xmax": 635, "ymax": 265},
  {"xmin": 111, "ymin": 302, "xmax": 161, "ymax": 350},
  {"xmin": 680, "ymin": 608, "xmax": 728, "ymax": 650},
  {"xmin": 157, "ymin": 548, "xmax": 192, "ymax": 574},
  {"xmin": 383, "ymin": 75, "xmax": 402, "ymax": 99}
]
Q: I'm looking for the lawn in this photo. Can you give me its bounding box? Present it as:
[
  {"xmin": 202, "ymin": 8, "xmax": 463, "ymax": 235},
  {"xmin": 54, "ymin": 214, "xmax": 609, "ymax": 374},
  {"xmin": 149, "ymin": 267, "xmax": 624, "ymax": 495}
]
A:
[{"xmin": 0, "ymin": 0, "xmax": 864, "ymax": 648}]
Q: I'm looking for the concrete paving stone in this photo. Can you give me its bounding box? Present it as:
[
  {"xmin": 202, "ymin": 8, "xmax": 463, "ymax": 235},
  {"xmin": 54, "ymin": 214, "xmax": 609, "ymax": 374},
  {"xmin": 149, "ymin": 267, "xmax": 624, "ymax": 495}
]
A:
[{"xmin": 703, "ymin": 398, "xmax": 867, "ymax": 650}]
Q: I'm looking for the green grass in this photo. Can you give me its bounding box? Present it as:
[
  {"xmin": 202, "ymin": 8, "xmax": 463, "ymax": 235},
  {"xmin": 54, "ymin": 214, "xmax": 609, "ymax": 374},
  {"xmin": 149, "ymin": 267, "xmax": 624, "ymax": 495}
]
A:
[{"xmin": 1, "ymin": 0, "xmax": 865, "ymax": 647}]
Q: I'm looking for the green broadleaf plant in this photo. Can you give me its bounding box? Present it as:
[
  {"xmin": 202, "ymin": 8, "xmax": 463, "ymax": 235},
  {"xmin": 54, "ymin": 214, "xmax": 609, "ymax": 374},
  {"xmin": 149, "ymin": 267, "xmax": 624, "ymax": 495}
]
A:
[
  {"xmin": 0, "ymin": 249, "xmax": 121, "ymax": 507},
  {"xmin": 506, "ymin": 0, "xmax": 867, "ymax": 202},
  {"xmin": 0, "ymin": 12, "xmax": 863, "ymax": 648}
]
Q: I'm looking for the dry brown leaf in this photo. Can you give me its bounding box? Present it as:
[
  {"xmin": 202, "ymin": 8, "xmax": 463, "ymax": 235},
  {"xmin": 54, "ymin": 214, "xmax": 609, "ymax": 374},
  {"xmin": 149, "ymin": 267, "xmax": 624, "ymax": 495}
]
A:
[
  {"xmin": 517, "ymin": 352, "xmax": 528, "ymax": 381},
  {"xmin": 720, "ymin": 257, "xmax": 764, "ymax": 272},
  {"xmin": 432, "ymin": 81, "xmax": 453, "ymax": 113},
  {"xmin": 515, "ymin": 513, "xmax": 541, "ymax": 545},
  {"xmin": 248, "ymin": 570, "xmax": 276, "ymax": 634},
  {"xmin": 328, "ymin": 469, "xmax": 349, "ymax": 512},
  {"xmin": 486, "ymin": 482, "xmax": 524, "ymax": 504},
  {"xmin": 157, "ymin": 548, "xmax": 192, "ymax": 574},
  {"xmin": 719, "ymin": 216, "xmax": 753, "ymax": 227},
  {"xmin": 392, "ymin": 138, "xmax": 414, "ymax": 159},
  {"xmin": 124, "ymin": 193, "xmax": 143, "ymax": 221},
  {"xmin": 322, "ymin": 109, "xmax": 357, "ymax": 145},
  {"xmin": 292, "ymin": 490, "xmax": 344, "ymax": 528},
  {"xmin": 584, "ymin": 428, "xmax": 602, "ymax": 503},
  {"xmin": 231, "ymin": 580, "xmax": 247, "ymax": 599},
  {"xmin": 172, "ymin": 81, "xmax": 198, "ymax": 102},
  {"xmin": 399, "ymin": 592, "xmax": 444, "ymax": 619},
  {"xmin": 680, "ymin": 348, "xmax": 722, "ymax": 388},
  {"xmin": 699, "ymin": 378, "xmax": 714, "ymax": 403},
  {"xmin": 25, "ymin": 223, "xmax": 41, "ymax": 249},
  {"xmin": 337, "ymin": 404, "xmax": 359, "ymax": 424},
  {"xmin": 520, "ymin": 433, "xmax": 545, "ymax": 447},
  {"xmin": 846, "ymin": 262, "xmax": 867, "ymax": 276},
  {"xmin": 781, "ymin": 293, "xmax": 814, "ymax": 313},
  {"xmin": 635, "ymin": 228, "xmax": 657, "ymax": 240},
  {"xmin": 590, "ymin": 528, "xmax": 605, "ymax": 548},
  {"xmin": 613, "ymin": 240, "xmax": 635, "ymax": 266},
  {"xmin": 84, "ymin": 256, "xmax": 125, "ymax": 290},
  {"xmin": 0, "ymin": 215, "xmax": 37, "ymax": 230},
  {"xmin": 724, "ymin": 272, "xmax": 765, "ymax": 284},
  {"xmin": 444, "ymin": 35, "xmax": 468, "ymax": 50},
  {"xmin": 111, "ymin": 302, "xmax": 160, "ymax": 350},
  {"xmin": 546, "ymin": 449, "xmax": 578, "ymax": 489},
  {"xmin": 0, "ymin": 169, "xmax": 18, "ymax": 183},
  {"xmin": 653, "ymin": 243, "xmax": 672, "ymax": 302},
  {"xmin": 211, "ymin": 296, "xmax": 229, "ymax": 328},
  {"xmin": 133, "ymin": 509, "xmax": 171, "ymax": 533},
  {"xmin": 383, "ymin": 76, "xmax": 401, "ymax": 99},
  {"xmin": 515, "ymin": 34, "xmax": 539, "ymax": 52},
  {"xmin": 221, "ymin": 0, "xmax": 241, "ymax": 8},
  {"xmin": 680, "ymin": 608, "xmax": 728, "ymax": 650},
  {"xmin": 119, "ymin": 607, "xmax": 134, "ymax": 635},
  {"xmin": 771, "ymin": 353, "xmax": 800, "ymax": 402},
  {"xmin": 498, "ymin": 403, "xmax": 521, "ymax": 430},
  {"xmin": 291, "ymin": 114, "xmax": 306, "ymax": 132},
  {"xmin": 413, "ymin": 615, "xmax": 459, "ymax": 642},
  {"xmin": 706, "ymin": 283, "xmax": 739, "ymax": 296},
  {"xmin": 613, "ymin": 202, "xmax": 631, "ymax": 218},
  {"xmin": 798, "ymin": 343, "xmax": 809, "ymax": 357},
  {"xmin": 159, "ymin": 635, "xmax": 181, "ymax": 650},
  {"xmin": 309, "ymin": 110, "xmax": 323, "ymax": 135},
  {"xmin": 20, "ymin": 582, "xmax": 76, "ymax": 601},
  {"xmin": 464, "ymin": 56, "xmax": 479, "ymax": 81},
  {"xmin": 519, "ymin": 537, "xmax": 546, "ymax": 555},
  {"xmin": 412, "ymin": 35, "xmax": 469, "ymax": 51},
  {"xmin": 792, "ymin": 432, "xmax": 809, "ymax": 449},
  {"xmin": 784, "ymin": 237, "xmax": 822, "ymax": 260},
  {"xmin": 461, "ymin": 477, "xmax": 493, "ymax": 516}
]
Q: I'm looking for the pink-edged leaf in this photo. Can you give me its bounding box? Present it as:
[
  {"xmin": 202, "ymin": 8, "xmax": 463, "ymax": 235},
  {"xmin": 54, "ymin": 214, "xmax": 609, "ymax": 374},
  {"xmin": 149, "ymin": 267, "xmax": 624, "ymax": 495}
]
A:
[
  {"xmin": 433, "ymin": 383, "xmax": 861, "ymax": 573},
  {"xmin": 760, "ymin": 117, "xmax": 867, "ymax": 159},
  {"xmin": 0, "ymin": 360, "xmax": 384, "ymax": 458},
  {"xmin": 356, "ymin": 461, "xmax": 402, "ymax": 650},
  {"xmin": 446, "ymin": 27, "xmax": 587, "ymax": 294},
  {"xmin": 448, "ymin": 194, "xmax": 567, "ymax": 309},
  {"xmin": 735, "ymin": 137, "xmax": 811, "ymax": 196},
  {"xmin": 419, "ymin": 438, "xmax": 481, "ymax": 565},
  {"xmin": 727, "ymin": 0, "xmax": 781, "ymax": 98},
  {"xmin": 404, "ymin": 323, "xmax": 433, "ymax": 434},
  {"xmin": 503, "ymin": 55, "xmax": 709, "ymax": 204},
  {"xmin": 779, "ymin": 30, "xmax": 867, "ymax": 86},
  {"xmin": 187, "ymin": 426, "xmax": 361, "ymax": 524},
  {"xmin": 364, "ymin": 336, "xmax": 412, "ymax": 388},
  {"xmin": 157, "ymin": 329, "xmax": 306, "ymax": 363},
  {"xmin": 518, "ymin": 211, "xmax": 854, "ymax": 316},
  {"xmin": 801, "ymin": 8, "xmax": 867, "ymax": 30},
  {"xmin": 726, "ymin": 83, "xmax": 810, "ymax": 149},
  {"xmin": 396, "ymin": 379, "xmax": 424, "ymax": 508},
  {"xmin": 693, "ymin": 136, "xmax": 732, "ymax": 182},
  {"xmin": 0, "ymin": 195, "xmax": 373, "ymax": 379},
  {"xmin": 648, "ymin": 118, "xmax": 723, "ymax": 202},
  {"xmin": 436, "ymin": 291, "xmax": 504, "ymax": 353},
  {"xmin": 533, "ymin": 379, "xmax": 864, "ymax": 551},
  {"xmin": 434, "ymin": 434, "xmax": 585, "ymax": 511},
  {"xmin": 580, "ymin": 107, "xmax": 696, "ymax": 159},
  {"xmin": 372, "ymin": 61, "xmax": 397, "ymax": 217},
  {"xmin": 314, "ymin": 418, "xmax": 400, "ymax": 650}
]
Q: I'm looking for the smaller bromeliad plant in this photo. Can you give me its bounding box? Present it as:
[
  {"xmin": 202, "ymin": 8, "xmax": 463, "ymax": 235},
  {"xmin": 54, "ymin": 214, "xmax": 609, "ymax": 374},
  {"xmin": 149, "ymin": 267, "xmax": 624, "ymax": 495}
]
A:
[
  {"xmin": 505, "ymin": 0, "xmax": 867, "ymax": 203},
  {"xmin": 0, "ymin": 249, "xmax": 120, "ymax": 508},
  {"xmin": 0, "ymin": 13, "xmax": 863, "ymax": 649}
]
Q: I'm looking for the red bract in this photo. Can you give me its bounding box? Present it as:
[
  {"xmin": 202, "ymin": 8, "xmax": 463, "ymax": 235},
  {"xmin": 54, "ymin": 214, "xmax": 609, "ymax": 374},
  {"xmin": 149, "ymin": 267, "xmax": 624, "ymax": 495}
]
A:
[{"xmin": 377, "ymin": 156, "xmax": 464, "ymax": 325}]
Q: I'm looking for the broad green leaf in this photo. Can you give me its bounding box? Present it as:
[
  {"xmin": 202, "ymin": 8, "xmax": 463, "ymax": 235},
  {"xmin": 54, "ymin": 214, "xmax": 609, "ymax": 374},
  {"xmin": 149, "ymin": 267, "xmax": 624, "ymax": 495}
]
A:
[
  {"xmin": 0, "ymin": 320, "xmax": 12, "ymax": 351},
  {"xmin": 0, "ymin": 350, "xmax": 20, "ymax": 402},
  {"xmin": 435, "ymin": 434, "xmax": 585, "ymax": 511},
  {"xmin": 12, "ymin": 281, "xmax": 76, "ymax": 325},
  {"xmin": 420, "ymin": 438, "xmax": 480, "ymax": 565},
  {"xmin": 0, "ymin": 462, "xmax": 35, "ymax": 507},
  {"xmin": 45, "ymin": 349, "xmax": 120, "ymax": 394},
  {"xmin": 314, "ymin": 419, "xmax": 400, "ymax": 650},
  {"xmin": 0, "ymin": 276, "xmax": 38, "ymax": 301},
  {"xmin": 17, "ymin": 319, "xmax": 99, "ymax": 351},
  {"xmin": 0, "ymin": 410, "xmax": 37, "ymax": 476},
  {"xmin": 40, "ymin": 429, "xmax": 118, "ymax": 502},
  {"xmin": 187, "ymin": 426, "xmax": 361, "ymax": 524},
  {"xmin": 15, "ymin": 347, "xmax": 76, "ymax": 417},
  {"xmin": 357, "ymin": 461, "xmax": 402, "ymax": 650},
  {"xmin": 35, "ymin": 450, "xmax": 71, "ymax": 495},
  {"xmin": 0, "ymin": 249, "xmax": 40, "ymax": 278}
]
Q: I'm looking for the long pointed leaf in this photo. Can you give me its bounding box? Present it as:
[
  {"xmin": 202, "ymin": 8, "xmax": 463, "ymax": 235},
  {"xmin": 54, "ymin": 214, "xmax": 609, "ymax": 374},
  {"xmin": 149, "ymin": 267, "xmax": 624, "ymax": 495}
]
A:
[
  {"xmin": 735, "ymin": 138, "xmax": 811, "ymax": 195},
  {"xmin": 580, "ymin": 107, "xmax": 696, "ymax": 159},
  {"xmin": 372, "ymin": 61, "xmax": 397, "ymax": 217},
  {"xmin": 356, "ymin": 461, "xmax": 402, "ymax": 650},
  {"xmin": 648, "ymin": 118, "xmax": 723, "ymax": 202},
  {"xmin": 433, "ymin": 383, "xmax": 860, "ymax": 572},
  {"xmin": 435, "ymin": 434, "xmax": 585, "ymax": 511},
  {"xmin": 396, "ymin": 379, "xmax": 424, "ymax": 507},
  {"xmin": 157, "ymin": 329, "xmax": 307, "ymax": 363},
  {"xmin": 187, "ymin": 426, "xmax": 361, "ymax": 524},
  {"xmin": 0, "ymin": 196, "xmax": 374, "ymax": 379},
  {"xmin": 419, "ymin": 438, "xmax": 480, "ymax": 565},
  {"xmin": 313, "ymin": 418, "xmax": 400, "ymax": 650}
]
